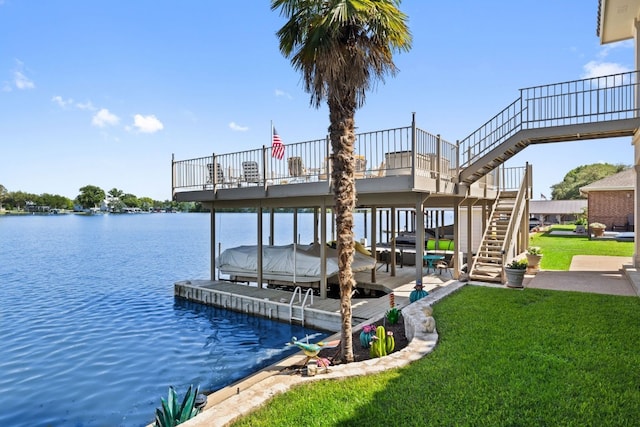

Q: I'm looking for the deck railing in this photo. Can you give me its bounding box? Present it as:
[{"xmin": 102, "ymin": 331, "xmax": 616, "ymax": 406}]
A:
[
  {"xmin": 173, "ymin": 71, "xmax": 638, "ymax": 195},
  {"xmin": 459, "ymin": 70, "xmax": 640, "ymax": 168},
  {"xmin": 172, "ymin": 121, "xmax": 458, "ymax": 193}
]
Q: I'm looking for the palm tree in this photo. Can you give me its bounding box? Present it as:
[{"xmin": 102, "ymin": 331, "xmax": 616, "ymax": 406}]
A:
[{"xmin": 272, "ymin": 0, "xmax": 411, "ymax": 362}]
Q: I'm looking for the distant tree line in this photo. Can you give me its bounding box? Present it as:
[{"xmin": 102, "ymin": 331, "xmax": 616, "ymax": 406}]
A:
[{"xmin": 0, "ymin": 183, "xmax": 202, "ymax": 212}]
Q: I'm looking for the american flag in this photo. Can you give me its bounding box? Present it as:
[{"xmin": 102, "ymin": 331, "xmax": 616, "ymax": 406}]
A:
[{"xmin": 272, "ymin": 127, "xmax": 285, "ymax": 160}]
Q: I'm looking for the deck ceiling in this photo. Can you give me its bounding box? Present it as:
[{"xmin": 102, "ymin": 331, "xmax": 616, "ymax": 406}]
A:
[{"xmin": 598, "ymin": 0, "xmax": 640, "ymax": 44}]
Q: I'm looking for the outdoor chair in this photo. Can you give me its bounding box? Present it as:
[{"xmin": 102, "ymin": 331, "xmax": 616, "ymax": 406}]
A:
[
  {"xmin": 242, "ymin": 161, "xmax": 260, "ymax": 185},
  {"xmin": 287, "ymin": 156, "xmax": 306, "ymax": 179},
  {"xmin": 354, "ymin": 155, "xmax": 367, "ymax": 179},
  {"xmin": 435, "ymin": 256, "xmax": 452, "ymax": 277},
  {"xmin": 205, "ymin": 163, "xmax": 224, "ymax": 189},
  {"xmin": 374, "ymin": 161, "xmax": 386, "ymax": 177},
  {"xmin": 612, "ymin": 221, "xmax": 627, "ymax": 231}
]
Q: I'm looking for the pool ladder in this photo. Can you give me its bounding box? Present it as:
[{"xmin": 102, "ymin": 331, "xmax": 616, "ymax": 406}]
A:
[{"xmin": 289, "ymin": 286, "xmax": 314, "ymax": 326}]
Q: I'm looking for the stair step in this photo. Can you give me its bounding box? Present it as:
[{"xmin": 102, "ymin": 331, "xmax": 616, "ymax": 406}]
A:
[
  {"xmin": 476, "ymin": 256, "xmax": 503, "ymax": 261},
  {"xmin": 473, "ymin": 263, "xmax": 503, "ymax": 269}
]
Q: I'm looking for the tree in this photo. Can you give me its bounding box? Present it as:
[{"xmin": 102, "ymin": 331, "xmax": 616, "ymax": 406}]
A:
[
  {"xmin": 272, "ymin": 0, "xmax": 411, "ymax": 362},
  {"xmin": 121, "ymin": 193, "xmax": 140, "ymax": 208},
  {"xmin": 551, "ymin": 163, "xmax": 627, "ymax": 200},
  {"xmin": 39, "ymin": 193, "xmax": 74, "ymax": 210},
  {"xmin": 108, "ymin": 188, "xmax": 124, "ymax": 199},
  {"xmin": 139, "ymin": 196, "xmax": 154, "ymax": 211},
  {"xmin": 76, "ymin": 185, "xmax": 106, "ymax": 209},
  {"xmin": 0, "ymin": 184, "xmax": 7, "ymax": 209},
  {"xmin": 5, "ymin": 190, "xmax": 37, "ymax": 210}
]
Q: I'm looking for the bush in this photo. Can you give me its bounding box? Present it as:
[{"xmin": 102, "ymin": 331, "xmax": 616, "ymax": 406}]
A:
[{"xmin": 154, "ymin": 385, "xmax": 205, "ymax": 427}]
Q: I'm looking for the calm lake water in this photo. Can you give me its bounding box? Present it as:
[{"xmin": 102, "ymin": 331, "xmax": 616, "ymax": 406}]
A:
[{"xmin": 0, "ymin": 212, "xmax": 345, "ymax": 427}]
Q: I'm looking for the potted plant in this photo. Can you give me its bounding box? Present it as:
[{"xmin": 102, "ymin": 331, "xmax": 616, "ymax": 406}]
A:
[
  {"xmin": 590, "ymin": 222, "xmax": 606, "ymax": 237},
  {"xmin": 526, "ymin": 246, "xmax": 543, "ymax": 273},
  {"xmin": 504, "ymin": 258, "xmax": 527, "ymax": 288}
]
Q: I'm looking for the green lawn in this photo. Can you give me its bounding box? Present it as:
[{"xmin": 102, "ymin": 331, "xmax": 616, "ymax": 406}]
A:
[
  {"xmin": 232, "ymin": 287, "xmax": 640, "ymax": 426},
  {"xmin": 530, "ymin": 225, "xmax": 634, "ymax": 270}
]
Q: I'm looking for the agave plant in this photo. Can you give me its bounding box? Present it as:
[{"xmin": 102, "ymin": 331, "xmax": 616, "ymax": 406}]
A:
[{"xmin": 154, "ymin": 385, "xmax": 204, "ymax": 427}]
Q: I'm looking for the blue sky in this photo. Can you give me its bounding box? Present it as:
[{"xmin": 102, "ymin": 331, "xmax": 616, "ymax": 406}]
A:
[{"xmin": 0, "ymin": 0, "xmax": 634, "ymax": 201}]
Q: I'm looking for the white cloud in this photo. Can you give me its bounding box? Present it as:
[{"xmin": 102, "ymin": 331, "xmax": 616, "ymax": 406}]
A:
[
  {"xmin": 92, "ymin": 108, "xmax": 120, "ymax": 127},
  {"xmin": 52, "ymin": 95, "xmax": 73, "ymax": 108},
  {"xmin": 229, "ymin": 121, "xmax": 249, "ymax": 131},
  {"xmin": 275, "ymin": 89, "xmax": 292, "ymax": 99},
  {"xmin": 76, "ymin": 101, "xmax": 95, "ymax": 111},
  {"xmin": 132, "ymin": 114, "xmax": 164, "ymax": 133},
  {"xmin": 597, "ymin": 39, "xmax": 633, "ymax": 59},
  {"xmin": 9, "ymin": 60, "xmax": 35, "ymax": 90},
  {"xmin": 581, "ymin": 60, "xmax": 630, "ymax": 79},
  {"xmin": 14, "ymin": 70, "xmax": 34, "ymax": 90}
]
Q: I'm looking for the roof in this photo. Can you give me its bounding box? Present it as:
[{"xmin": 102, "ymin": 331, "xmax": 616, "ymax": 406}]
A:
[
  {"xmin": 597, "ymin": 0, "xmax": 640, "ymax": 44},
  {"xmin": 580, "ymin": 168, "xmax": 635, "ymax": 192},
  {"xmin": 530, "ymin": 200, "xmax": 587, "ymax": 215}
]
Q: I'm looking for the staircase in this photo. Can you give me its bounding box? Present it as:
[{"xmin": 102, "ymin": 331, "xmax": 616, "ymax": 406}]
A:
[
  {"xmin": 469, "ymin": 192, "xmax": 517, "ymax": 282},
  {"xmin": 457, "ymin": 70, "xmax": 640, "ymax": 189},
  {"xmin": 469, "ymin": 164, "xmax": 530, "ymax": 283}
]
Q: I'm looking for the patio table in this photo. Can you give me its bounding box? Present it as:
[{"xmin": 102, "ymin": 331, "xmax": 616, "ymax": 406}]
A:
[{"xmin": 423, "ymin": 254, "xmax": 445, "ymax": 273}]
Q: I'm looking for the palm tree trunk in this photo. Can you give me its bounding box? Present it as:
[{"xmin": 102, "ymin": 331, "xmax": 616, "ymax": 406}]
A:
[{"xmin": 328, "ymin": 95, "xmax": 357, "ymax": 363}]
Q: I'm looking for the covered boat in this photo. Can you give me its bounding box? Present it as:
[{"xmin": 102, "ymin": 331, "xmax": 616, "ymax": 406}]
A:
[{"xmin": 216, "ymin": 243, "xmax": 376, "ymax": 284}]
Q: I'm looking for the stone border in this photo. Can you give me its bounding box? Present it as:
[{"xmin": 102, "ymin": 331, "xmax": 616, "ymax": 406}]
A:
[{"xmin": 180, "ymin": 281, "xmax": 466, "ymax": 427}]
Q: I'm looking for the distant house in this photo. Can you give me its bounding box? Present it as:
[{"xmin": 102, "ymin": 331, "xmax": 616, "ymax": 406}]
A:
[
  {"xmin": 580, "ymin": 168, "xmax": 635, "ymax": 231},
  {"xmin": 529, "ymin": 199, "xmax": 587, "ymax": 225}
]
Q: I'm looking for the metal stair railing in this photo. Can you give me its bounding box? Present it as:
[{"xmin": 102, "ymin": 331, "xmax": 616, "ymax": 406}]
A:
[
  {"xmin": 459, "ymin": 70, "xmax": 640, "ymax": 170},
  {"xmin": 289, "ymin": 286, "xmax": 314, "ymax": 326}
]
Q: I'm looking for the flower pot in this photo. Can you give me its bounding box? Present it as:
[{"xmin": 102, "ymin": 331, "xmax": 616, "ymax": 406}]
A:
[
  {"xmin": 526, "ymin": 254, "xmax": 542, "ymax": 274},
  {"xmin": 592, "ymin": 227, "xmax": 605, "ymax": 237},
  {"xmin": 505, "ymin": 267, "xmax": 526, "ymax": 288}
]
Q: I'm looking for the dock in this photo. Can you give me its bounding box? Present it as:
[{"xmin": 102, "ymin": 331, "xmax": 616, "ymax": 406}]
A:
[{"xmin": 175, "ymin": 266, "xmax": 455, "ymax": 331}]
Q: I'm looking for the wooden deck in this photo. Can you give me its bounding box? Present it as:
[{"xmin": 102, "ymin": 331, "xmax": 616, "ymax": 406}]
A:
[{"xmin": 174, "ymin": 266, "xmax": 455, "ymax": 332}]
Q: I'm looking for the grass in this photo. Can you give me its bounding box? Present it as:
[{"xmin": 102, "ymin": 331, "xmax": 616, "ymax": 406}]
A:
[
  {"xmin": 232, "ymin": 286, "xmax": 640, "ymax": 426},
  {"xmin": 530, "ymin": 225, "xmax": 634, "ymax": 270}
]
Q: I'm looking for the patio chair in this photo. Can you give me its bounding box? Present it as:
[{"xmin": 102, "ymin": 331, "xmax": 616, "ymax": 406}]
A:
[
  {"xmin": 354, "ymin": 155, "xmax": 367, "ymax": 179},
  {"xmin": 205, "ymin": 163, "xmax": 224, "ymax": 188},
  {"xmin": 435, "ymin": 256, "xmax": 452, "ymax": 277},
  {"xmin": 288, "ymin": 156, "xmax": 305, "ymax": 178},
  {"xmin": 242, "ymin": 161, "xmax": 260, "ymax": 185}
]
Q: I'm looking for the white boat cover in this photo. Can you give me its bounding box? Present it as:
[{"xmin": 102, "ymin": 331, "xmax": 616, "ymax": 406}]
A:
[{"xmin": 216, "ymin": 243, "xmax": 376, "ymax": 282}]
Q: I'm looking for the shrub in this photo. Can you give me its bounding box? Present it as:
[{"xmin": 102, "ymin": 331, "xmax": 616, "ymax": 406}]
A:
[{"xmin": 154, "ymin": 385, "xmax": 204, "ymax": 427}]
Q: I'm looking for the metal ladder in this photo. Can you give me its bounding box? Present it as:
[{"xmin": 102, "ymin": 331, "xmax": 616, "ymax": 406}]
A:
[{"xmin": 289, "ymin": 286, "xmax": 314, "ymax": 326}]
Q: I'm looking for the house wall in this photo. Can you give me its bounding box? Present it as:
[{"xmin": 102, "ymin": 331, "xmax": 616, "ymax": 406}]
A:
[{"xmin": 588, "ymin": 190, "xmax": 635, "ymax": 229}]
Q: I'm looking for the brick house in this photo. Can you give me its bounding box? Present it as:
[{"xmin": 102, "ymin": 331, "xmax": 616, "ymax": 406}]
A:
[{"xmin": 580, "ymin": 168, "xmax": 635, "ymax": 231}]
